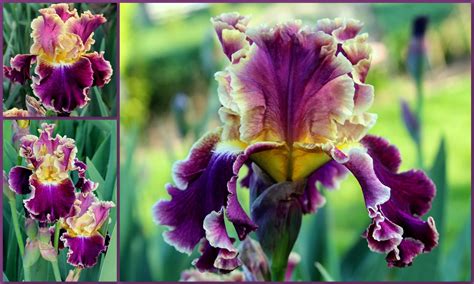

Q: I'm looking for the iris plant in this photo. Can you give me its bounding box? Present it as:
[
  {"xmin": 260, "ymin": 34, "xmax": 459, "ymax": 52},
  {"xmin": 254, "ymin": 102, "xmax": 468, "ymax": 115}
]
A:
[
  {"xmin": 154, "ymin": 14, "xmax": 438, "ymax": 281},
  {"xmin": 3, "ymin": 3, "xmax": 113, "ymax": 115},
  {"xmin": 7, "ymin": 123, "xmax": 114, "ymax": 280}
]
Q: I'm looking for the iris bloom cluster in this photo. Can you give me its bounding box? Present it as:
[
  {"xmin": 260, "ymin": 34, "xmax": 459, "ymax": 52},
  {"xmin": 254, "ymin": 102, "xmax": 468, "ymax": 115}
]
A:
[
  {"xmin": 154, "ymin": 13, "xmax": 438, "ymax": 274},
  {"xmin": 3, "ymin": 3, "xmax": 113, "ymax": 114},
  {"xmin": 8, "ymin": 123, "xmax": 114, "ymax": 268}
]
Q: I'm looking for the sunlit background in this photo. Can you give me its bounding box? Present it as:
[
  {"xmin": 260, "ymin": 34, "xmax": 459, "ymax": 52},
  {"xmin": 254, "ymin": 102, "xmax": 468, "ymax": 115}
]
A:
[{"xmin": 120, "ymin": 3, "xmax": 471, "ymax": 281}]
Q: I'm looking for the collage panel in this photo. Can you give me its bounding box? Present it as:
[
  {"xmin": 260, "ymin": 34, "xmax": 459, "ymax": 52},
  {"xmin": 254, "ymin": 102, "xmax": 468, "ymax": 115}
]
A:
[
  {"xmin": 119, "ymin": 2, "xmax": 471, "ymax": 282},
  {"xmin": 3, "ymin": 119, "xmax": 117, "ymax": 281},
  {"xmin": 3, "ymin": 3, "xmax": 117, "ymax": 117}
]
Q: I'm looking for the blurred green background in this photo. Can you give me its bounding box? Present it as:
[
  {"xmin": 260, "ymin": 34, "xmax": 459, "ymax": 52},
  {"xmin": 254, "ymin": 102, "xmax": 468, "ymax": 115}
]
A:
[
  {"xmin": 3, "ymin": 120, "xmax": 117, "ymax": 281},
  {"xmin": 120, "ymin": 3, "xmax": 471, "ymax": 281},
  {"xmin": 2, "ymin": 3, "xmax": 117, "ymax": 117}
]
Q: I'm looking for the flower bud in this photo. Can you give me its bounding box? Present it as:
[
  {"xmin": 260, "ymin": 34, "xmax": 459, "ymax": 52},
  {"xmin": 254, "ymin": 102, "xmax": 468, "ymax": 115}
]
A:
[
  {"xmin": 38, "ymin": 227, "xmax": 57, "ymax": 262},
  {"xmin": 250, "ymin": 165, "xmax": 305, "ymax": 281},
  {"xmin": 25, "ymin": 218, "xmax": 38, "ymax": 239},
  {"xmin": 23, "ymin": 239, "xmax": 40, "ymax": 268},
  {"xmin": 239, "ymin": 238, "xmax": 270, "ymax": 281}
]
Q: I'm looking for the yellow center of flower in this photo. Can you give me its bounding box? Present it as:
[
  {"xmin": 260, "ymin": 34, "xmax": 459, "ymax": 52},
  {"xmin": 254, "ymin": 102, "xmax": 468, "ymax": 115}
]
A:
[
  {"xmin": 36, "ymin": 154, "xmax": 68, "ymax": 184},
  {"xmin": 251, "ymin": 147, "xmax": 331, "ymax": 182}
]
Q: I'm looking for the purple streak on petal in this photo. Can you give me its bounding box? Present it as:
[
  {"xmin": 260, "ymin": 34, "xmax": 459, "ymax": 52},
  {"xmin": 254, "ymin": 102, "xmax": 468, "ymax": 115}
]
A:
[
  {"xmin": 3, "ymin": 54, "xmax": 37, "ymax": 84},
  {"xmin": 204, "ymin": 208, "xmax": 238, "ymax": 256},
  {"xmin": 66, "ymin": 11, "xmax": 106, "ymax": 45},
  {"xmin": 285, "ymin": 252, "xmax": 301, "ymax": 281},
  {"xmin": 153, "ymin": 131, "xmax": 238, "ymax": 254},
  {"xmin": 32, "ymin": 58, "xmax": 93, "ymax": 113},
  {"xmin": 24, "ymin": 176, "xmax": 76, "ymax": 222},
  {"xmin": 316, "ymin": 18, "xmax": 363, "ymax": 42},
  {"xmin": 8, "ymin": 166, "xmax": 33, "ymax": 195},
  {"xmin": 62, "ymin": 233, "xmax": 106, "ymax": 268},
  {"xmin": 83, "ymin": 52, "xmax": 113, "ymax": 87},
  {"xmin": 230, "ymin": 23, "xmax": 354, "ymax": 142},
  {"xmin": 90, "ymin": 200, "xmax": 115, "ymax": 231}
]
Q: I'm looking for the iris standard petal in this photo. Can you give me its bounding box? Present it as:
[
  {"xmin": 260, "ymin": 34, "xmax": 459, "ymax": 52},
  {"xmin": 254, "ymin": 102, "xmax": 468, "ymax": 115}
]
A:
[
  {"xmin": 65, "ymin": 11, "xmax": 106, "ymax": 52},
  {"xmin": 32, "ymin": 57, "xmax": 93, "ymax": 113}
]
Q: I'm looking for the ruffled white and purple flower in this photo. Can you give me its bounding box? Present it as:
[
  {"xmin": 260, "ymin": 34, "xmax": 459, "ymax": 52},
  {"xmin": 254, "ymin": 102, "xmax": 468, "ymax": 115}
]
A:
[
  {"xmin": 3, "ymin": 3, "xmax": 113, "ymax": 114},
  {"xmin": 154, "ymin": 13, "xmax": 438, "ymax": 272},
  {"xmin": 8, "ymin": 123, "xmax": 98, "ymax": 222},
  {"xmin": 60, "ymin": 190, "xmax": 115, "ymax": 268}
]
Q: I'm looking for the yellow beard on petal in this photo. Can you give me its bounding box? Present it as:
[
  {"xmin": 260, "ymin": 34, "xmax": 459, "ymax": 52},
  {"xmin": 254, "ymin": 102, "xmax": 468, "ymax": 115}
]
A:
[
  {"xmin": 250, "ymin": 145, "xmax": 331, "ymax": 182},
  {"xmin": 35, "ymin": 154, "xmax": 68, "ymax": 184}
]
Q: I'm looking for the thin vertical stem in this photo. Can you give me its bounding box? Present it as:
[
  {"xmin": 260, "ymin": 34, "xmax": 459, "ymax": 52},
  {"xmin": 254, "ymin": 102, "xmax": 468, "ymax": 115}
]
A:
[
  {"xmin": 416, "ymin": 80, "xmax": 424, "ymax": 169},
  {"xmin": 8, "ymin": 197, "xmax": 31, "ymax": 281},
  {"xmin": 51, "ymin": 260, "xmax": 61, "ymax": 282}
]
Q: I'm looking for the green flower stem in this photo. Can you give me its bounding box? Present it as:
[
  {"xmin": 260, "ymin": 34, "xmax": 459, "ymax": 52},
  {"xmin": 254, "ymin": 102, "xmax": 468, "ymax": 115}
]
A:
[
  {"xmin": 52, "ymin": 222, "xmax": 62, "ymax": 281},
  {"xmin": 8, "ymin": 196, "xmax": 31, "ymax": 281},
  {"xmin": 415, "ymin": 80, "xmax": 424, "ymax": 169},
  {"xmin": 54, "ymin": 222, "xmax": 61, "ymax": 251},
  {"xmin": 51, "ymin": 260, "xmax": 62, "ymax": 282}
]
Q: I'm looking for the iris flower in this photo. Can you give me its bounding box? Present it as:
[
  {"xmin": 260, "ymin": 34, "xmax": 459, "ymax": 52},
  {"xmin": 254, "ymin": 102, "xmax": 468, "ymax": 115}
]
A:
[
  {"xmin": 154, "ymin": 13, "xmax": 438, "ymax": 273},
  {"xmin": 60, "ymin": 190, "xmax": 115, "ymax": 268},
  {"xmin": 3, "ymin": 3, "xmax": 113, "ymax": 114},
  {"xmin": 8, "ymin": 123, "xmax": 97, "ymax": 222}
]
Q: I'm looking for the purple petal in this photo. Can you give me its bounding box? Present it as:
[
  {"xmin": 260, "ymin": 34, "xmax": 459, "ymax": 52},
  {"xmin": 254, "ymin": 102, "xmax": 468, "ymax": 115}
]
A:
[
  {"xmin": 362, "ymin": 135, "xmax": 435, "ymax": 216},
  {"xmin": 341, "ymin": 135, "xmax": 438, "ymax": 267},
  {"xmin": 83, "ymin": 52, "xmax": 113, "ymax": 87},
  {"xmin": 386, "ymin": 238, "xmax": 425, "ymax": 268},
  {"xmin": 193, "ymin": 239, "xmax": 240, "ymax": 273},
  {"xmin": 316, "ymin": 18, "xmax": 363, "ymax": 42},
  {"xmin": 40, "ymin": 4, "xmax": 77, "ymax": 22},
  {"xmin": 8, "ymin": 166, "xmax": 33, "ymax": 195},
  {"xmin": 228, "ymin": 23, "xmax": 354, "ymax": 144},
  {"xmin": 3, "ymin": 54, "xmax": 37, "ymax": 84},
  {"xmin": 211, "ymin": 13, "xmax": 250, "ymax": 61},
  {"xmin": 299, "ymin": 161, "xmax": 347, "ymax": 214},
  {"xmin": 65, "ymin": 11, "xmax": 106, "ymax": 50},
  {"xmin": 153, "ymin": 130, "xmax": 238, "ymax": 254},
  {"xmin": 24, "ymin": 176, "xmax": 76, "ymax": 222},
  {"xmin": 154, "ymin": 129, "xmax": 277, "ymax": 258},
  {"xmin": 32, "ymin": 58, "xmax": 93, "ymax": 113},
  {"xmin": 62, "ymin": 233, "xmax": 106, "ymax": 268}
]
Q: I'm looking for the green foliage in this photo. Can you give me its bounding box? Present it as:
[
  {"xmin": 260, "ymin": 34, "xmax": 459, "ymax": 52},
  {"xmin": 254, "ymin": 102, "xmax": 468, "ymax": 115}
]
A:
[
  {"xmin": 2, "ymin": 3, "xmax": 117, "ymax": 117},
  {"xmin": 2, "ymin": 120, "xmax": 117, "ymax": 281}
]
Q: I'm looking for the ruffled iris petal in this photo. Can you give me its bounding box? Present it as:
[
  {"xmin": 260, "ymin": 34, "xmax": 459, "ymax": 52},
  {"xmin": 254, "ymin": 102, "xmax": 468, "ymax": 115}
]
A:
[
  {"xmin": 8, "ymin": 166, "xmax": 33, "ymax": 195},
  {"xmin": 83, "ymin": 52, "xmax": 113, "ymax": 87},
  {"xmin": 25, "ymin": 176, "xmax": 76, "ymax": 222},
  {"xmin": 32, "ymin": 57, "xmax": 93, "ymax": 113},
  {"xmin": 300, "ymin": 161, "xmax": 348, "ymax": 214},
  {"xmin": 66, "ymin": 11, "xmax": 106, "ymax": 51},
  {"xmin": 3, "ymin": 54, "xmax": 37, "ymax": 84},
  {"xmin": 30, "ymin": 13, "xmax": 66, "ymax": 58},
  {"xmin": 340, "ymin": 135, "xmax": 438, "ymax": 267},
  {"xmin": 62, "ymin": 233, "xmax": 106, "ymax": 268},
  {"xmin": 154, "ymin": 129, "xmax": 278, "ymax": 258}
]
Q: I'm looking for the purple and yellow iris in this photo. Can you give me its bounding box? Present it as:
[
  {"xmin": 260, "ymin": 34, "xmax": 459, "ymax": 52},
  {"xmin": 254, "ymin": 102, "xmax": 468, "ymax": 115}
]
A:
[
  {"xmin": 8, "ymin": 123, "xmax": 94, "ymax": 222},
  {"xmin": 3, "ymin": 3, "xmax": 113, "ymax": 114},
  {"xmin": 154, "ymin": 13, "xmax": 438, "ymax": 272},
  {"xmin": 60, "ymin": 190, "xmax": 115, "ymax": 268}
]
